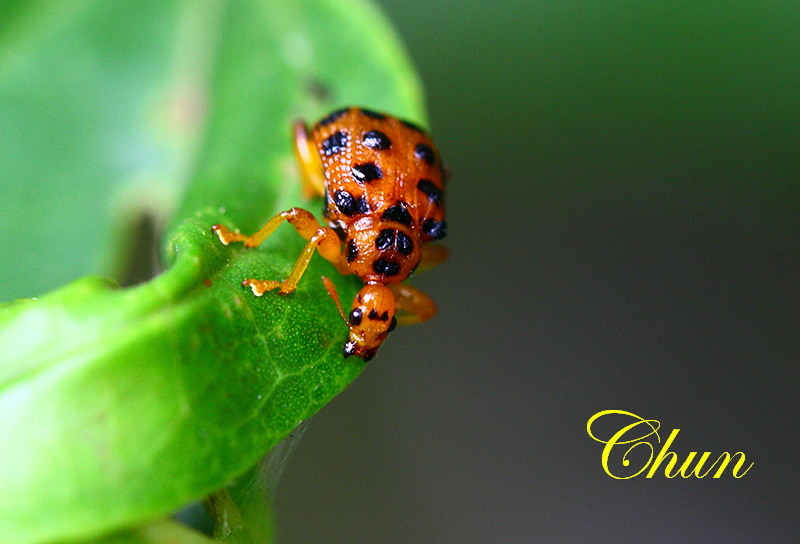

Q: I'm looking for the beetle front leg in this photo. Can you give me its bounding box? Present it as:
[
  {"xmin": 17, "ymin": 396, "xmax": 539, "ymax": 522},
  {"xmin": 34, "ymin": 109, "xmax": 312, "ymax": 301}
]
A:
[
  {"xmin": 212, "ymin": 207, "xmax": 344, "ymax": 296},
  {"xmin": 244, "ymin": 226, "xmax": 342, "ymax": 296}
]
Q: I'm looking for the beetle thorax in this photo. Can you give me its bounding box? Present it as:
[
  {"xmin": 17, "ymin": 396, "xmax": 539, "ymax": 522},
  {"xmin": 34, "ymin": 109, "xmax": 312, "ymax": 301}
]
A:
[{"xmin": 343, "ymin": 217, "xmax": 421, "ymax": 283}]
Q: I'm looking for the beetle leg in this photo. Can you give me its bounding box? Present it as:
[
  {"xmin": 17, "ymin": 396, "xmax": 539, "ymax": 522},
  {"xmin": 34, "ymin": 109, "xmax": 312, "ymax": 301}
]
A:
[
  {"xmin": 388, "ymin": 284, "xmax": 437, "ymax": 325},
  {"xmin": 415, "ymin": 243, "xmax": 448, "ymax": 274},
  {"xmin": 321, "ymin": 276, "xmax": 349, "ymax": 324},
  {"xmin": 212, "ymin": 207, "xmax": 321, "ymax": 248},
  {"xmin": 293, "ymin": 121, "xmax": 326, "ymax": 200},
  {"xmin": 212, "ymin": 207, "xmax": 344, "ymax": 296}
]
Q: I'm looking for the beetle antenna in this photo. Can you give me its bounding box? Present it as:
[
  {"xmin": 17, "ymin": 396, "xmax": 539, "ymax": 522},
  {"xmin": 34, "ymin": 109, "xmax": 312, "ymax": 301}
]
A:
[{"xmin": 321, "ymin": 276, "xmax": 348, "ymax": 324}]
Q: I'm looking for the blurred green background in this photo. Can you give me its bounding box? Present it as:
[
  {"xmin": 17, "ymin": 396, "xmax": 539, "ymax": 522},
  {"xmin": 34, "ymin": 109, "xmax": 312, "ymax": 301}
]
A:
[
  {"xmin": 275, "ymin": 1, "xmax": 798, "ymax": 543},
  {"xmin": 1, "ymin": 0, "xmax": 797, "ymax": 542}
]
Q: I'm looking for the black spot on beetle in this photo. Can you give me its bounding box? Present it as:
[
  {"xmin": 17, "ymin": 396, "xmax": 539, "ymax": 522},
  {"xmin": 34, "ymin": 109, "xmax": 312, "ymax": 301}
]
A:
[
  {"xmin": 346, "ymin": 239, "xmax": 358, "ymax": 262},
  {"xmin": 348, "ymin": 307, "xmax": 363, "ymax": 326},
  {"xmin": 360, "ymin": 108, "xmax": 386, "ymax": 120},
  {"xmin": 321, "ymin": 130, "xmax": 349, "ymax": 156},
  {"xmin": 368, "ymin": 308, "xmax": 390, "ymax": 321},
  {"xmin": 422, "ymin": 218, "xmax": 447, "ymax": 241},
  {"xmin": 414, "ymin": 143, "xmax": 435, "ymax": 165},
  {"xmin": 352, "ymin": 162, "xmax": 383, "ymax": 183},
  {"xmin": 375, "ymin": 229, "xmax": 396, "ymax": 251},
  {"xmin": 396, "ymin": 231, "xmax": 414, "ymax": 255},
  {"xmin": 334, "ymin": 190, "xmax": 368, "ymax": 216},
  {"xmin": 375, "ymin": 228, "xmax": 413, "ymax": 255},
  {"xmin": 317, "ymin": 108, "xmax": 348, "ymax": 127},
  {"xmin": 381, "ymin": 202, "xmax": 412, "ymax": 226},
  {"xmin": 362, "ymin": 130, "xmax": 392, "ymax": 150},
  {"xmin": 417, "ymin": 179, "xmax": 443, "ymax": 205},
  {"xmin": 373, "ymin": 258, "xmax": 401, "ymax": 277}
]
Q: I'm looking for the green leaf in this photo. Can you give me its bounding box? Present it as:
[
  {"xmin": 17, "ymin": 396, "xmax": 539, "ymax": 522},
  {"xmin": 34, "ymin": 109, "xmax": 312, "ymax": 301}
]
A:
[
  {"xmin": 0, "ymin": 0, "xmax": 426, "ymax": 542},
  {"xmin": 0, "ymin": 0, "xmax": 190, "ymax": 300},
  {"xmin": 100, "ymin": 519, "xmax": 215, "ymax": 544}
]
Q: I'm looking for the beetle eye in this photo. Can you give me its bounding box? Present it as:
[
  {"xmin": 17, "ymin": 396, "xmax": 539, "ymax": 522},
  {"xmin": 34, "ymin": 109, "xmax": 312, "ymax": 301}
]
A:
[
  {"xmin": 387, "ymin": 316, "xmax": 398, "ymax": 332},
  {"xmin": 348, "ymin": 308, "xmax": 363, "ymax": 326}
]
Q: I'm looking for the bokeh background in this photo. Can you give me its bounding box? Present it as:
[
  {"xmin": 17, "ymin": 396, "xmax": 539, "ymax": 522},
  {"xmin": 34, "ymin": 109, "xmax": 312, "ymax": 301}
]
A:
[
  {"xmin": 275, "ymin": 1, "xmax": 799, "ymax": 543},
  {"xmin": 1, "ymin": 1, "xmax": 797, "ymax": 542}
]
